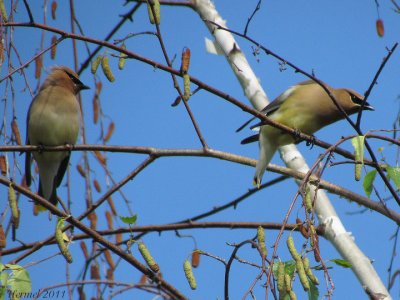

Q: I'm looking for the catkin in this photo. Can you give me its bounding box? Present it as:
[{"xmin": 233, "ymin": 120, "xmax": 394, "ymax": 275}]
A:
[
  {"xmin": 257, "ymin": 226, "xmax": 267, "ymax": 258},
  {"xmin": 91, "ymin": 56, "xmax": 101, "ymax": 75},
  {"xmin": 138, "ymin": 242, "xmax": 160, "ymax": 273},
  {"xmin": 101, "ymin": 56, "xmax": 115, "ymax": 82},
  {"xmin": 55, "ymin": 218, "xmax": 73, "ymax": 263},
  {"xmin": 183, "ymin": 259, "xmax": 196, "ymax": 290}
]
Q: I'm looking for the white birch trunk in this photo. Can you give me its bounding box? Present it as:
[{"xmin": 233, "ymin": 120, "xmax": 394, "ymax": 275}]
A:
[{"xmin": 191, "ymin": 0, "xmax": 391, "ymax": 298}]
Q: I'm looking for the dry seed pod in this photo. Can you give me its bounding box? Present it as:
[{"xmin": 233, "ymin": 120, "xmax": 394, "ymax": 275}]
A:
[
  {"xmin": 302, "ymin": 257, "xmax": 319, "ymax": 285},
  {"xmin": 93, "ymin": 179, "xmax": 101, "ymax": 193},
  {"xmin": 107, "ymin": 197, "xmax": 117, "ymax": 216},
  {"xmin": 139, "ymin": 274, "xmax": 147, "ymax": 285},
  {"xmin": 96, "ymin": 81, "xmax": 103, "ymax": 94},
  {"xmin": 180, "ymin": 47, "xmax": 191, "ymax": 74},
  {"xmin": 0, "ymin": 224, "xmax": 6, "ymax": 248},
  {"xmin": 147, "ymin": 0, "xmax": 161, "ymax": 25},
  {"xmin": 284, "ymin": 273, "xmax": 292, "ymax": 293},
  {"xmin": 94, "ymin": 151, "xmax": 106, "ymax": 166},
  {"xmin": 35, "ymin": 55, "xmax": 42, "ymax": 79},
  {"xmin": 296, "ymin": 218, "xmax": 309, "ymax": 239},
  {"xmin": 116, "ymin": 232, "xmax": 123, "ymax": 244},
  {"xmin": 77, "ymin": 286, "xmax": 85, "ymax": 300},
  {"xmin": 55, "ymin": 218, "xmax": 73, "ymax": 263},
  {"xmin": 80, "ymin": 241, "xmax": 89, "ymax": 260},
  {"xmin": 104, "ymin": 249, "xmax": 115, "ymax": 269},
  {"xmin": 91, "ymin": 56, "xmax": 101, "ymax": 75},
  {"xmin": 138, "ymin": 242, "xmax": 160, "ymax": 273},
  {"xmin": 76, "ymin": 164, "xmax": 86, "ymax": 178},
  {"xmin": 103, "ymin": 122, "xmax": 115, "ymax": 142},
  {"xmin": 191, "ymin": 249, "xmax": 200, "ymax": 268},
  {"xmin": 88, "ymin": 212, "xmax": 98, "ymax": 230},
  {"xmin": 106, "ymin": 268, "xmax": 114, "ymax": 287},
  {"xmin": 286, "ymin": 236, "xmax": 300, "ymax": 261},
  {"xmin": 277, "ymin": 262, "xmax": 285, "ymax": 292},
  {"xmin": 0, "ymin": 155, "xmax": 7, "ymax": 176},
  {"xmin": 11, "ymin": 119, "xmax": 22, "ymax": 145},
  {"xmin": 257, "ymin": 226, "xmax": 267, "ymax": 258},
  {"xmin": 92, "ymin": 96, "xmax": 99, "ymax": 124},
  {"xmin": 295, "ymin": 259, "xmax": 310, "ymax": 291},
  {"xmin": 101, "ymin": 56, "xmax": 115, "ymax": 82},
  {"xmin": 376, "ymin": 19, "xmax": 384, "ymax": 37},
  {"xmin": 105, "ymin": 211, "xmax": 113, "ymax": 230},
  {"xmin": 8, "ymin": 184, "xmax": 19, "ymax": 228},
  {"xmin": 50, "ymin": 35, "xmax": 57, "ymax": 60},
  {"xmin": 90, "ymin": 264, "xmax": 100, "ymax": 280},
  {"xmin": 51, "ymin": 0, "xmax": 57, "ymax": 20},
  {"xmin": 183, "ymin": 74, "xmax": 190, "ymax": 101},
  {"xmin": 183, "ymin": 259, "xmax": 196, "ymax": 290},
  {"xmin": 0, "ymin": 0, "xmax": 8, "ymax": 22},
  {"xmin": 21, "ymin": 175, "xmax": 29, "ymax": 189},
  {"xmin": 118, "ymin": 44, "xmax": 127, "ymax": 70}
]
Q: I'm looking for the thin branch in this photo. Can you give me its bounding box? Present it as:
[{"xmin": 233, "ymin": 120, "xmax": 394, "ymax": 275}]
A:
[
  {"xmin": 0, "ymin": 176, "xmax": 187, "ymax": 300},
  {"xmin": 22, "ymin": 0, "xmax": 34, "ymax": 23},
  {"xmin": 244, "ymin": 0, "xmax": 262, "ymax": 36},
  {"xmin": 357, "ymin": 43, "xmax": 398, "ymax": 127}
]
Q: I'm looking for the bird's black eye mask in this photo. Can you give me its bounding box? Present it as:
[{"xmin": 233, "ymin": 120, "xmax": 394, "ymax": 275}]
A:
[
  {"xmin": 350, "ymin": 93, "xmax": 363, "ymax": 105},
  {"xmin": 64, "ymin": 70, "xmax": 84, "ymax": 86},
  {"xmin": 350, "ymin": 93, "xmax": 374, "ymax": 111}
]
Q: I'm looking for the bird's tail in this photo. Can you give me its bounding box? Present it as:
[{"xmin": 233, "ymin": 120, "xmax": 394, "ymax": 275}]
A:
[
  {"xmin": 38, "ymin": 178, "xmax": 58, "ymax": 205},
  {"xmin": 253, "ymin": 133, "xmax": 277, "ymax": 188}
]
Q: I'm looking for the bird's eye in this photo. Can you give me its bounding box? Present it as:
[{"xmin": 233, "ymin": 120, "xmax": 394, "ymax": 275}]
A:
[{"xmin": 350, "ymin": 94, "xmax": 363, "ymax": 105}]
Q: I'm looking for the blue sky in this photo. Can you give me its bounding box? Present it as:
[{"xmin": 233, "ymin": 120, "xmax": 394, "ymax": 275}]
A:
[{"xmin": 2, "ymin": 0, "xmax": 400, "ymax": 299}]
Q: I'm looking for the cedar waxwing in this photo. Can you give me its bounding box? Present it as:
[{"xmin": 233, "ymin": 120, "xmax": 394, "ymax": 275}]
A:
[
  {"xmin": 239, "ymin": 80, "xmax": 374, "ymax": 187},
  {"xmin": 25, "ymin": 66, "xmax": 89, "ymax": 205}
]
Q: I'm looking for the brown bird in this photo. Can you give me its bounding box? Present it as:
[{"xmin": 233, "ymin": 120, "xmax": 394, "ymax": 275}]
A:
[
  {"xmin": 238, "ymin": 80, "xmax": 374, "ymax": 187},
  {"xmin": 25, "ymin": 66, "xmax": 89, "ymax": 205}
]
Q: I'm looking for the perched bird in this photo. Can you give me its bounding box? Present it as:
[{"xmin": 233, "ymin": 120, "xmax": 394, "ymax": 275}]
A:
[
  {"xmin": 238, "ymin": 80, "xmax": 374, "ymax": 187},
  {"xmin": 25, "ymin": 66, "xmax": 89, "ymax": 205}
]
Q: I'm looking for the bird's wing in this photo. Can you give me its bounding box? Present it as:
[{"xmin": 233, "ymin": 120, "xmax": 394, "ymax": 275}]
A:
[
  {"xmin": 55, "ymin": 153, "xmax": 71, "ymax": 188},
  {"xmin": 241, "ymin": 134, "xmax": 259, "ymax": 144},
  {"xmin": 236, "ymin": 84, "xmax": 300, "ymax": 133},
  {"xmin": 24, "ymin": 141, "xmax": 32, "ymax": 186},
  {"xmin": 24, "ymin": 99, "xmax": 34, "ymax": 187}
]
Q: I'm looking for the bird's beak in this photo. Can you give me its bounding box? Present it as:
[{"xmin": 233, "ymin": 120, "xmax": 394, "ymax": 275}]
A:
[
  {"xmin": 80, "ymin": 83, "xmax": 90, "ymax": 90},
  {"xmin": 363, "ymin": 102, "xmax": 374, "ymax": 111}
]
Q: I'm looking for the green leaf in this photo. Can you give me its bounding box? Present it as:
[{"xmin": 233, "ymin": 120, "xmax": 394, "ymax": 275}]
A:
[
  {"xmin": 119, "ymin": 215, "xmax": 137, "ymax": 225},
  {"xmin": 329, "ymin": 258, "xmax": 352, "ymax": 268},
  {"xmin": 351, "ymin": 136, "xmax": 365, "ymax": 181},
  {"xmin": 7, "ymin": 266, "xmax": 31, "ymax": 294},
  {"xmin": 307, "ymin": 279, "xmax": 319, "ymax": 300},
  {"xmin": 272, "ymin": 260, "xmax": 296, "ymax": 277},
  {"xmin": 387, "ymin": 166, "xmax": 400, "ymax": 189},
  {"xmin": 363, "ymin": 170, "xmax": 377, "ymax": 198}
]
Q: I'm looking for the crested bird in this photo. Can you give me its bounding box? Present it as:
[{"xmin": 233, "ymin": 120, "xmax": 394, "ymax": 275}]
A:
[
  {"xmin": 25, "ymin": 66, "xmax": 89, "ymax": 205},
  {"xmin": 238, "ymin": 80, "xmax": 374, "ymax": 187}
]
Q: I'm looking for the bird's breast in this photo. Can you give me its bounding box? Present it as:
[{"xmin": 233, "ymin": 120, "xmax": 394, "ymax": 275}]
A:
[{"xmin": 28, "ymin": 87, "xmax": 80, "ymax": 146}]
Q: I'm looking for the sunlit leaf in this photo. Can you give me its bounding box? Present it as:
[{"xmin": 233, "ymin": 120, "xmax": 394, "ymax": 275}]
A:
[{"xmin": 363, "ymin": 170, "xmax": 377, "ymax": 198}]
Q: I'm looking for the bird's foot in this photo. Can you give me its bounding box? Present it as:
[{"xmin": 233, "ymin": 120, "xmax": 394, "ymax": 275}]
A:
[
  {"xmin": 38, "ymin": 144, "xmax": 45, "ymax": 153},
  {"xmin": 306, "ymin": 135, "xmax": 316, "ymax": 149},
  {"xmin": 293, "ymin": 128, "xmax": 303, "ymax": 143}
]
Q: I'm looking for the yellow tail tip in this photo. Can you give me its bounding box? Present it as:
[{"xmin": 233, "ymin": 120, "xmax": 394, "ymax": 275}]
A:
[{"xmin": 252, "ymin": 177, "xmax": 261, "ymax": 189}]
